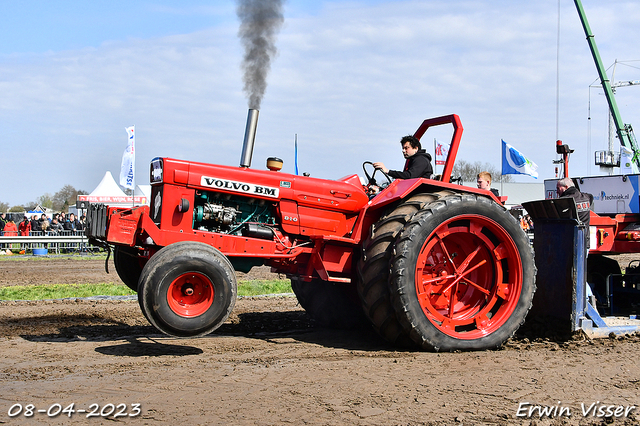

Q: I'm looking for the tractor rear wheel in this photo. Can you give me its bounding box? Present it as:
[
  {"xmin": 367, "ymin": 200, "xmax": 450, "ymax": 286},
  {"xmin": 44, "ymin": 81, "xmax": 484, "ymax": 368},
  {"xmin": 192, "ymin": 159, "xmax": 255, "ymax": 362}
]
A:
[
  {"xmin": 137, "ymin": 241, "xmax": 237, "ymax": 337},
  {"xmin": 113, "ymin": 246, "xmax": 144, "ymax": 292},
  {"xmin": 357, "ymin": 192, "xmax": 452, "ymax": 346},
  {"xmin": 390, "ymin": 193, "xmax": 535, "ymax": 351},
  {"xmin": 291, "ymin": 276, "xmax": 368, "ymax": 329}
]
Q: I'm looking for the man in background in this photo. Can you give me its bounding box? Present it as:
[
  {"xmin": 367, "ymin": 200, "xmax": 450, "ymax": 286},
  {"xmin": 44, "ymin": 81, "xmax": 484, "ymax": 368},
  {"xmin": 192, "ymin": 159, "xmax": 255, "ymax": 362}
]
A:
[
  {"xmin": 556, "ymin": 177, "xmax": 593, "ymax": 231},
  {"xmin": 557, "ymin": 177, "xmax": 595, "ymax": 307}
]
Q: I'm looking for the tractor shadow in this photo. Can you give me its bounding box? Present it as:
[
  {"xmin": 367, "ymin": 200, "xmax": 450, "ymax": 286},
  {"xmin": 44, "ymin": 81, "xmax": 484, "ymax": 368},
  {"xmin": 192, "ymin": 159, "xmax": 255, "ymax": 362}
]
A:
[
  {"xmin": 217, "ymin": 310, "xmax": 395, "ymax": 352},
  {"xmin": 12, "ymin": 310, "xmax": 395, "ymax": 353},
  {"xmin": 10, "ymin": 310, "xmax": 582, "ymax": 354},
  {"xmin": 11, "ymin": 314, "xmax": 160, "ymax": 343},
  {"xmin": 94, "ymin": 337, "xmax": 204, "ymax": 357},
  {"xmin": 12, "ymin": 315, "xmax": 204, "ymax": 357}
]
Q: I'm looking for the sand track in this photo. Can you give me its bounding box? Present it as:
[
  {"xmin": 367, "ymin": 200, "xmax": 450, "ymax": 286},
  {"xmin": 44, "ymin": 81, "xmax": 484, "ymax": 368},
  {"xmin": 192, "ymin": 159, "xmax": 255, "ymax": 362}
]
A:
[{"xmin": 1, "ymin": 257, "xmax": 639, "ymax": 425}]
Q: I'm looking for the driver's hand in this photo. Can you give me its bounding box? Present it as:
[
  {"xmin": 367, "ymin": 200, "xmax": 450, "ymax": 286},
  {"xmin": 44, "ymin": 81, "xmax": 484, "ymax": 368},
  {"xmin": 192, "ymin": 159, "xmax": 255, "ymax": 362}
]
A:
[{"xmin": 373, "ymin": 162, "xmax": 389, "ymax": 174}]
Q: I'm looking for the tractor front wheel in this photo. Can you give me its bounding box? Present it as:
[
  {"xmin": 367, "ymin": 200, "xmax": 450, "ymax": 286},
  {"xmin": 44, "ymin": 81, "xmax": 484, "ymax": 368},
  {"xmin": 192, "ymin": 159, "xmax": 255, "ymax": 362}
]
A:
[
  {"xmin": 137, "ymin": 241, "xmax": 237, "ymax": 337},
  {"xmin": 390, "ymin": 194, "xmax": 535, "ymax": 351}
]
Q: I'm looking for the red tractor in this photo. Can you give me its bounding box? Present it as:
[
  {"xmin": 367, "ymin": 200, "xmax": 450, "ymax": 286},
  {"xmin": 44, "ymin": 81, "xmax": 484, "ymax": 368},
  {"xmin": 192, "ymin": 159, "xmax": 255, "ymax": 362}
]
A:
[{"xmin": 86, "ymin": 112, "xmax": 535, "ymax": 351}]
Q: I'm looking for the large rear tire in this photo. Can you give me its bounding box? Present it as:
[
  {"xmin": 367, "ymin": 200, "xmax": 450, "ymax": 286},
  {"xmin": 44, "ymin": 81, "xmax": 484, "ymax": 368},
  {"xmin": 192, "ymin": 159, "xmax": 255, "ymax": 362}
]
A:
[
  {"xmin": 291, "ymin": 276, "xmax": 368, "ymax": 329},
  {"xmin": 390, "ymin": 194, "xmax": 535, "ymax": 351},
  {"xmin": 138, "ymin": 241, "xmax": 237, "ymax": 337},
  {"xmin": 113, "ymin": 246, "xmax": 144, "ymax": 292},
  {"xmin": 357, "ymin": 192, "xmax": 452, "ymax": 346}
]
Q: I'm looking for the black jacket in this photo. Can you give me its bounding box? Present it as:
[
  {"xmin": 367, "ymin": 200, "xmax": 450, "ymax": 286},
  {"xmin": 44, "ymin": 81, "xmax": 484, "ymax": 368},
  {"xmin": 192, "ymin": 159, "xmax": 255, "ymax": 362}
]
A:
[
  {"xmin": 560, "ymin": 187, "xmax": 593, "ymax": 226},
  {"xmin": 388, "ymin": 150, "xmax": 433, "ymax": 180},
  {"xmin": 30, "ymin": 219, "xmax": 41, "ymax": 232}
]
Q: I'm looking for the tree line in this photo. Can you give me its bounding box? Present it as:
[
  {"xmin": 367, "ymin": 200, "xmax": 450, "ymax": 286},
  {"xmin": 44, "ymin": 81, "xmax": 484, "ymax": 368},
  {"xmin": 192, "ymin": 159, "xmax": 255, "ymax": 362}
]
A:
[
  {"xmin": 0, "ymin": 185, "xmax": 87, "ymax": 213},
  {"xmin": 451, "ymin": 160, "xmax": 512, "ymax": 183}
]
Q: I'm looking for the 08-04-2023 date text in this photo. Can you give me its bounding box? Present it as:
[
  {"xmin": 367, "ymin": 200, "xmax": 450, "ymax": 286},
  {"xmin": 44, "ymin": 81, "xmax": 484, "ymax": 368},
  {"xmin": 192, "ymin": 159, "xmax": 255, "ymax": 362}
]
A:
[{"xmin": 7, "ymin": 402, "xmax": 141, "ymax": 418}]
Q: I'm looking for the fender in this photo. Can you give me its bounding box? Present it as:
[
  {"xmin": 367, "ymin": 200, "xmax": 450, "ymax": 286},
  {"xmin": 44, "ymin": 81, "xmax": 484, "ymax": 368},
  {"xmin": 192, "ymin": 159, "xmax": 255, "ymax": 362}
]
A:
[
  {"xmin": 349, "ymin": 178, "xmax": 504, "ymax": 243},
  {"xmin": 367, "ymin": 178, "xmax": 502, "ymax": 212}
]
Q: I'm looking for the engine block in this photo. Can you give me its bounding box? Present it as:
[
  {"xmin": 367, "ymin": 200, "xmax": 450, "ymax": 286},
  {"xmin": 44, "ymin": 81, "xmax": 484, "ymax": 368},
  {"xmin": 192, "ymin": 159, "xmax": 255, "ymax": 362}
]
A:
[{"xmin": 192, "ymin": 190, "xmax": 276, "ymax": 235}]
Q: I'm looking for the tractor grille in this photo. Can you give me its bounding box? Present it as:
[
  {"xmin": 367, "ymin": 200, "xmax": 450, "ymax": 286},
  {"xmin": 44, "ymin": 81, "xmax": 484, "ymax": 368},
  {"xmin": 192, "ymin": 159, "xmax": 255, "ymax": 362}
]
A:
[{"xmin": 86, "ymin": 203, "xmax": 108, "ymax": 239}]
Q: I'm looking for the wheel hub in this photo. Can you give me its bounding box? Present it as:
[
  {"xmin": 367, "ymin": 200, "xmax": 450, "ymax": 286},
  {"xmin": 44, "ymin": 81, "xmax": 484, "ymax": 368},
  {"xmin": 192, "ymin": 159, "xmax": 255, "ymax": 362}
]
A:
[
  {"xmin": 415, "ymin": 214, "xmax": 522, "ymax": 339},
  {"xmin": 167, "ymin": 272, "xmax": 215, "ymax": 318}
]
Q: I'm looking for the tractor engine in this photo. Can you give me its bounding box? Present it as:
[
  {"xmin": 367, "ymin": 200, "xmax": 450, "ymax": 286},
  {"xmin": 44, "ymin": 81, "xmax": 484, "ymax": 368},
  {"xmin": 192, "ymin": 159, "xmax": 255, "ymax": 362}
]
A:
[
  {"xmin": 191, "ymin": 190, "xmax": 277, "ymax": 238},
  {"xmin": 197, "ymin": 202, "xmax": 239, "ymax": 227}
]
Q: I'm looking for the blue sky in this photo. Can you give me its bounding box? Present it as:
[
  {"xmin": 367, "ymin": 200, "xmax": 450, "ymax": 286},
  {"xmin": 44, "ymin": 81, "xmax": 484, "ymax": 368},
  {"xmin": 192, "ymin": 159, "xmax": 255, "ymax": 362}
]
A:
[{"xmin": 1, "ymin": 0, "xmax": 639, "ymax": 206}]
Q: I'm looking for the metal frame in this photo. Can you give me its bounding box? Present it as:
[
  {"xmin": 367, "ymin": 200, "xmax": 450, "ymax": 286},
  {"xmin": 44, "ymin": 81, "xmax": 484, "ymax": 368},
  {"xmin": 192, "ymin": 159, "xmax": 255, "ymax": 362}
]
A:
[
  {"xmin": 524, "ymin": 198, "xmax": 640, "ymax": 338},
  {"xmin": 574, "ymin": 0, "xmax": 640, "ymax": 171},
  {"xmin": 0, "ymin": 235, "xmax": 92, "ymax": 254}
]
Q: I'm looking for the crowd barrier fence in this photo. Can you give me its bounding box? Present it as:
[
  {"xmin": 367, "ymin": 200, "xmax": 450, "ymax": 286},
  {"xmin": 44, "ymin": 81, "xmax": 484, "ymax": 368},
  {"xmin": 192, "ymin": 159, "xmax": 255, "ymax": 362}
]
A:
[{"xmin": 0, "ymin": 230, "xmax": 100, "ymax": 254}]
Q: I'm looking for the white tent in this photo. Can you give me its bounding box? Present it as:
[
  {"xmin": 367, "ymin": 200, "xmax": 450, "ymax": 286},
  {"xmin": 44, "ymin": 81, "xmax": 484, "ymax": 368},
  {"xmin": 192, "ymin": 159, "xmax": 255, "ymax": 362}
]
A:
[
  {"xmin": 88, "ymin": 171, "xmax": 127, "ymax": 198},
  {"xmin": 135, "ymin": 184, "xmax": 151, "ymax": 200}
]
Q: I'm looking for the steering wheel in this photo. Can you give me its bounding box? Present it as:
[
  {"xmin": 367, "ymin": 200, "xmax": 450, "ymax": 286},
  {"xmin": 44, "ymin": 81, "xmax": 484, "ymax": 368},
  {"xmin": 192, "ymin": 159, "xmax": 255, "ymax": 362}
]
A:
[{"xmin": 362, "ymin": 161, "xmax": 392, "ymax": 192}]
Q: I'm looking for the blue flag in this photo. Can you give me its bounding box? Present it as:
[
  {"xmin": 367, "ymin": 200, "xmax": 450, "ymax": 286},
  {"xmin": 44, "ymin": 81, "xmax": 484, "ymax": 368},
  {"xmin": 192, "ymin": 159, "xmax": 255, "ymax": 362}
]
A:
[{"xmin": 502, "ymin": 140, "xmax": 538, "ymax": 178}]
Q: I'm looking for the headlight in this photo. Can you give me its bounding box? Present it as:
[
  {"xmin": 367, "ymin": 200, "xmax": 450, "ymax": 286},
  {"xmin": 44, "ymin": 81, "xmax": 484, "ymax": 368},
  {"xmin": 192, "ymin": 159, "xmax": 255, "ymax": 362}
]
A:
[{"xmin": 150, "ymin": 158, "xmax": 163, "ymax": 183}]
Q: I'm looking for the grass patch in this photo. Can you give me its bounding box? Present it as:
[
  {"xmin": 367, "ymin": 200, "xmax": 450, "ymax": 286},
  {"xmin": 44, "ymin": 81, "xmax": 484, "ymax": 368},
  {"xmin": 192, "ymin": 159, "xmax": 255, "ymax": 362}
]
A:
[
  {"xmin": 0, "ymin": 283, "xmax": 135, "ymax": 300},
  {"xmin": 237, "ymin": 279, "xmax": 292, "ymax": 297},
  {"xmin": 0, "ymin": 253, "xmax": 107, "ymax": 262},
  {"xmin": 0, "ymin": 279, "xmax": 292, "ymax": 301}
]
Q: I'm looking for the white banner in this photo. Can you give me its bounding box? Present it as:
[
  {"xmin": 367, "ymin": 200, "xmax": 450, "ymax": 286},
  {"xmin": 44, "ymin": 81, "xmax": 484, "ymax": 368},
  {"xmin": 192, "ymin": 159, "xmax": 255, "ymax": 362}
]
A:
[
  {"xmin": 78, "ymin": 195, "xmax": 148, "ymax": 204},
  {"xmin": 120, "ymin": 126, "xmax": 135, "ymax": 189},
  {"xmin": 435, "ymin": 139, "xmax": 449, "ymax": 166},
  {"xmin": 620, "ymin": 146, "xmax": 634, "ymax": 175}
]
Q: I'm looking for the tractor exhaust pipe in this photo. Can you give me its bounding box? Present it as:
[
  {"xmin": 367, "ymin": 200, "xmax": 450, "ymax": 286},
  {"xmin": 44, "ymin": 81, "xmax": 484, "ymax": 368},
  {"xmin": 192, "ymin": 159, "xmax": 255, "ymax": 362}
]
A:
[{"xmin": 240, "ymin": 109, "xmax": 259, "ymax": 168}]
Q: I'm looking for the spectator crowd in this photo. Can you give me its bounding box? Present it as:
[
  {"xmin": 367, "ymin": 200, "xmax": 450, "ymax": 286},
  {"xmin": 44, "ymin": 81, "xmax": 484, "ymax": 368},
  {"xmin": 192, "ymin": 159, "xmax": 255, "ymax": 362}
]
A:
[{"xmin": 0, "ymin": 212, "xmax": 86, "ymax": 236}]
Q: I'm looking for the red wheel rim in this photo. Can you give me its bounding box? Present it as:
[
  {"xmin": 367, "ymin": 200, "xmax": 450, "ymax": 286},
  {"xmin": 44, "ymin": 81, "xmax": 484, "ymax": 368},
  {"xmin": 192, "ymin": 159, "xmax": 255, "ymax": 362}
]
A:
[
  {"xmin": 167, "ymin": 272, "xmax": 214, "ymax": 317},
  {"xmin": 414, "ymin": 214, "xmax": 522, "ymax": 339}
]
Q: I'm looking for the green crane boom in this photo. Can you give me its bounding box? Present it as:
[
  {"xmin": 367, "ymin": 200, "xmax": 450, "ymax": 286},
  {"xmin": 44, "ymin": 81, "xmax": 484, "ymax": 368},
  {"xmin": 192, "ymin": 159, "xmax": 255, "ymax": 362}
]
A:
[{"xmin": 574, "ymin": 0, "xmax": 640, "ymax": 173}]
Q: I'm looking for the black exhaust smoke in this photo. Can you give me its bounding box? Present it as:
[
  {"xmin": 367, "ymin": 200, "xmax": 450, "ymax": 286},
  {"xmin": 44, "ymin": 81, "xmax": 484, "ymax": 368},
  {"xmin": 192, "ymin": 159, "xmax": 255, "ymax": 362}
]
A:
[
  {"xmin": 237, "ymin": 0, "xmax": 284, "ymax": 110},
  {"xmin": 236, "ymin": 0, "xmax": 283, "ymax": 168}
]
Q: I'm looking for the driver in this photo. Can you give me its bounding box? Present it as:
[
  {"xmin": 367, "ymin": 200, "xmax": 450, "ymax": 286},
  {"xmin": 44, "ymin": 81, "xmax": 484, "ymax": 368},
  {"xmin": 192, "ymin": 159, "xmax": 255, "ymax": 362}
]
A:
[{"xmin": 373, "ymin": 135, "xmax": 433, "ymax": 181}]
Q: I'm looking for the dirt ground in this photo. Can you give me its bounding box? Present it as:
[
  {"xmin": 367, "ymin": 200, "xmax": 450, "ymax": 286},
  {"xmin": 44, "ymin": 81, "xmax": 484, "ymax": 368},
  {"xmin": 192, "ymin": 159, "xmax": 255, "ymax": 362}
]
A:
[{"xmin": 1, "ymin": 256, "xmax": 639, "ymax": 425}]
